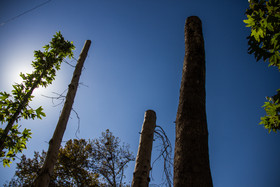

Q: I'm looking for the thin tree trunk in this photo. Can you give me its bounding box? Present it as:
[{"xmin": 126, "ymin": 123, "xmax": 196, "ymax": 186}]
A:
[
  {"xmin": 0, "ymin": 68, "xmax": 47, "ymax": 153},
  {"xmin": 33, "ymin": 40, "xmax": 91, "ymax": 187},
  {"xmin": 132, "ymin": 110, "xmax": 156, "ymax": 187},
  {"xmin": 173, "ymin": 16, "xmax": 213, "ymax": 186}
]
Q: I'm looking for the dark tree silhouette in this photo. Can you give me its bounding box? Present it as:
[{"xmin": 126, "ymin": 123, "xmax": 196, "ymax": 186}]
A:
[{"xmin": 173, "ymin": 16, "xmax": 213, "ymax": 187}]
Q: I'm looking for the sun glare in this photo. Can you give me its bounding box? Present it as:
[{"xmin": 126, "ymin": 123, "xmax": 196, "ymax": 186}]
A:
[
  {"xmin": 0, "ymin": 44, "xmax": 70, "ymax": 111},
  {"xmin": 2, "ymin": 61, "xmax": 46, "ymax": 97}
]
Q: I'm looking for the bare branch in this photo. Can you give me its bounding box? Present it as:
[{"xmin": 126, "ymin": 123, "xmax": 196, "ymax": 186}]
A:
[
  {"xmin": 71, "ymin": 108, "xmax": 81, "ymax": 139},
  {"xmin": 63, "ymin": 59, "xmax": 76, "ymax": 68},
  {"xmin": 41, "ymin": 89, "xmax": 67, "ymax": 107},
  {"xmin": 41, "ymin": 87, "xmax": 83, "ymax": 140},
  {"xmin": 78, "ymin": 82, "xmax": 89, "ymax": 88},
  {"xmin": 151, "ymin": 125, "xmax": 173, "ymax": 187}
]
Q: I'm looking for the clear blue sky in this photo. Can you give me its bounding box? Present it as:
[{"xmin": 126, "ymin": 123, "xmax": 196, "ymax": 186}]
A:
[{"xmin": 1, "ymin": 0, "xmax": 280, "ymax": 186}]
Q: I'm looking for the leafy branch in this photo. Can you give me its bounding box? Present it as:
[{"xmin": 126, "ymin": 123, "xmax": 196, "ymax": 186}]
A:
[
  {"xmin": 244, "ymin": 0, "xmax": 280, "ymax": 132},
  {"xmin": 0, "ymin": 32, "xmax": 75, "ymax": 166},
  {"xmin": 260, "ymin": 89, "xmax": 280, "ymax": 132},
  {"xmin": 244, "ymin": 0, "xmax": 280, "ymax": 67}
]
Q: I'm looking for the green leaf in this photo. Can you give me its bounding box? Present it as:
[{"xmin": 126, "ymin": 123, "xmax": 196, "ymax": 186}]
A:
[
  {"xmin": 0, "ymin": 92, "xmax": 10, "ymax": 100},
  {"xmin": 35, "ymin": 106, "xmax": 46, "ymax": 119},
  {"xmin": 244, "ymin": 15, "xmax": 255, "ymax": 27},
  {"xmin": 3, "ymin": 158, "xmax": 11, "ymax": 167}
]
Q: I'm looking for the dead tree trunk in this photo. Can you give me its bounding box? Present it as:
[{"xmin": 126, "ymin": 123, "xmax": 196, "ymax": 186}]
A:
[
  {"xmin": 173, "ymin": 16, "xmax": 213, "ymax": 186},
  {"xmin": 33, "ymin": 40, "xmax": 91, "ymax": 187},
  {"xmin": 132, "ymin": 110, "xmax": 156, "ymax": 187}
]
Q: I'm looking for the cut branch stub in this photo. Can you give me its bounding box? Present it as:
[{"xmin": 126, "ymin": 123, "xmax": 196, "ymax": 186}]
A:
[{"xmin": 132, "ymin": 110, "xmax": 156, "ymax": 187}]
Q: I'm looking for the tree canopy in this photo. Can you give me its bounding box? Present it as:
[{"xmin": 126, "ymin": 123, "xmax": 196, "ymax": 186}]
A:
[
  {"xmin": 5, "ymin": 139, "xmax": 99, "ymax": 186},
  {"xmin": 244, "ymin": 0, "xmax": 280, "ymax": 132},
  {"xmin": 90, "ymin": 129, "xmax": 135, "ymax": 187},
  {"xmin": 5, "ymin": 130, "xmax": 134, "ymax": 186}
]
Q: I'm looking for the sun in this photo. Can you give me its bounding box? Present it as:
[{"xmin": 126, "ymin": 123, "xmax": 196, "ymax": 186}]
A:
[
  {"xmin": 1, "ymin": 60, "xmax": 46, "ymax": 97},
  {"xmin": 1, "ymin": 53, "xmax": 70, "ymax": 111}
]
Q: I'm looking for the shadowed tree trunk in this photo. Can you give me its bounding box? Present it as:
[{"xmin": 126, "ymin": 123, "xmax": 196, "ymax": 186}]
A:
[
  {"xmin": 33, "ymin": 40, "xmax": 91, "ymax": 187},
  {"xmin": 173, "ymin": 16, "xmax": 213, "ymax": 187},
  {"xmin": 132, "ymin": 110, "xmax": 156, "ymax": 187}
]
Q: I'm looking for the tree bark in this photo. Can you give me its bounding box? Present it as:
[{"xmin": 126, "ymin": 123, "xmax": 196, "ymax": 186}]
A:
[
  {"xmin": 33, "ymin": 40, "xmax": 91, "ymax": 187},
  {"xmin": 132, "ymin": 110, "xmax": 156, "ymax": 187},
  {"xmin": 173, "ymin": 16, "xmax": 213, "ymax": 187}
]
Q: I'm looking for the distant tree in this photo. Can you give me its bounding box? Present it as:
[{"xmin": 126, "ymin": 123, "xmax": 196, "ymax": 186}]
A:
[
  {"xmin": 5, "ymin": 139, "xmax": 99, "ymax": 186},
  {"xmin": 0, "ymin": 32, "xmax": 75, "ymax": 167},
  {"xmin": 5, "ymin": 130, "xmax": 134, "ymax": 187},
  {"xmin": 244, "ymin": 0, "xmax": 280, "ymax": 132},
  {"xmin": 90, "ymin": 129, "xmax": 135, "ymax": 187}
]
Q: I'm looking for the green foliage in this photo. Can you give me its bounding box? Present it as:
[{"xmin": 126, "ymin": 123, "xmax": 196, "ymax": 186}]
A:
[
  {"xmin": 260, "ymin": 90, "xmax": 280, "ymax": 132},
  {"xmin": 244, "ymin": 0, "xmax": 280, "ymax": 132},
  {"xmin": 0, "ymin": 125, "xmax": 32, "ymax": 167},
  {"xmin": 5, "ymin": 130, "xmax": 134, "ymax": 187},
  {"xmin": 244, "ymin": 0, "xmax": 280, "ymax": 67},
  {"xmin": 0, "ymin": 32, "xmax": 75, "ymax": 166},
  {"xmin": 5, "ymin": 139, "xmax": 99, "ymax": 186},
  {"xmin": 56, "ymin": 139, "xmax": 99, "ymax": 186}
]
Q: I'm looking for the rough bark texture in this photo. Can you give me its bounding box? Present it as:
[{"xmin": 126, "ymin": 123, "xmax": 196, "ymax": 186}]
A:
[
  {"xmin": 33, "ymin": 40, "xmax": 91, "ymax": 187},
  {"xmin": 173, "ymin": 16, "xmax": 213, "ymax": 187},
  {"xmin": 132, "ymin": 110, "xmax": 156, "ymax": 187}
]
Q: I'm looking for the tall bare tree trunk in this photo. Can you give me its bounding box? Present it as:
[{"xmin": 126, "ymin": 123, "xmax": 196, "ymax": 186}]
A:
[
  {"xmin": 173, "ymin": 16, "xmax": 213, "ymax": 186},
  {"xmin": 132, "ymin": 110, "xmax": 156, "ymax": 187},
  {"xmin": 33, "ymin": 40, "xmax": 91, "ymax": 187}
]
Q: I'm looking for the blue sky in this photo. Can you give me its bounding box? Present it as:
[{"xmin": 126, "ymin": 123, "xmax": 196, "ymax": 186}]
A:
[{"xmin": 1, "ymin": 0, "xmax": 280, "ymax": 186}]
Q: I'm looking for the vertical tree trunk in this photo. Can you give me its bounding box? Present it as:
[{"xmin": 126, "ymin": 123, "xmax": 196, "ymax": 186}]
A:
[
  {"xmin": 33, "ymin": 40, "xmax": 91, "ymax": 187},
  {"xmin": 173, "ymin": 16, "xmax": 213, "ymax": 186},
  {"xmin": 132, "ymin": 110, "xmax": 156, "ymax": 187}
]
